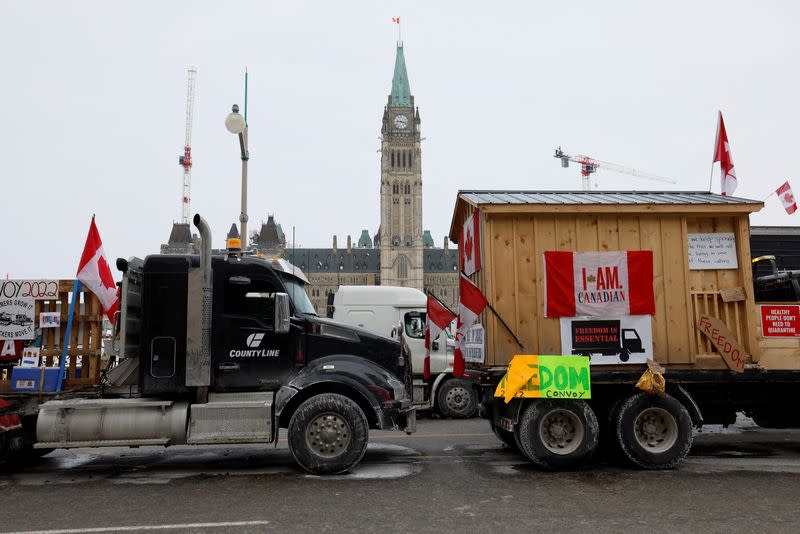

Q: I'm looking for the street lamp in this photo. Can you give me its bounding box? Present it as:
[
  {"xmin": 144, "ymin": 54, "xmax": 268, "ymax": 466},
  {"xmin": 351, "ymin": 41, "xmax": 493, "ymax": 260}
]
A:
[{"xmin": 226, "ymin": 104, "xmax": 249, "ymax": 251}]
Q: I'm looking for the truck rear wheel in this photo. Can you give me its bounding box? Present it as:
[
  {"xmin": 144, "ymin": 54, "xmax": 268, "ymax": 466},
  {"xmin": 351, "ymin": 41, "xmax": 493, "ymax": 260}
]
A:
[
  {"xmin": 516, "ymin": 400, "xmax": 599, "ymax": 470},
  {"xmin": 614, "ymin": 393, "xmax": 692, "ymax": 470},
  {"xmin": 287, "ymin": 393, "xmax": 369, "ymax": 475},
  {"xmin": 436, "ymin": 378, "xmax": 478, "ymax": 419}
]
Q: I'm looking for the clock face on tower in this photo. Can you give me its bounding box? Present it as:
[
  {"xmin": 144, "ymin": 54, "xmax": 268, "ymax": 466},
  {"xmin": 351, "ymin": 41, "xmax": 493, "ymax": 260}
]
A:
[{"xmin": 393, "ymin": 114, "xmax": 408, "ymax": 129}]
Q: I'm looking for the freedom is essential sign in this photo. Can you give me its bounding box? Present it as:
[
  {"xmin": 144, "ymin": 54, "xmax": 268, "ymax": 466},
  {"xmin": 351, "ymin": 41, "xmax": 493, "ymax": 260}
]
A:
[
  {"xmin": 494, "ymin": 355, "xmax": 591, "ymax": 403},
  {"xmin": 544, "ymin": 251, "xmax": 655, "ymax": 318}
]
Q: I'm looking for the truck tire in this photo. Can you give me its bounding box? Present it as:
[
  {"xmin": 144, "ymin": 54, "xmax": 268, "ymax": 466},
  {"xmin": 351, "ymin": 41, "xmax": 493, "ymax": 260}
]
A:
[
  {"xmin": 614, "ymin": 393, "xmax": 692, "ymax": 470},
  {"xmin": 491, "ymin": 423, "xmax": 519, "ymax": 451},
  {"xmin": 436, "ymin": 378, "xmax": 478, "ymax": 419},
  {"xmin": 287, "ymin": 393, "xmax": 369, "ymax": 475},
  {"xmin": 516, "ymin": 400, "xmax": 599, "ymax": 470}
]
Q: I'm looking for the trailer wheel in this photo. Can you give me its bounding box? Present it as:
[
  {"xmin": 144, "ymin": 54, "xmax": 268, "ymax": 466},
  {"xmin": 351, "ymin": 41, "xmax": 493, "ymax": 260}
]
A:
[
  {"xmin": 436, "ymin": 379, "xmax": 478, "ymax": 419},
  {"xmin": 288, "ymin": 393, "xmax": 369, "ymax": 475},
  {"xmin": 614, "ymin": 393, "xmax": 692, "ymax": 470},
  {"xmin": 516, "ymin": 400, "xmax": 599, "ymax": 470},
  {"xmin": 491, "ymin": 423, "xmax": 519, "ymax": 451}
]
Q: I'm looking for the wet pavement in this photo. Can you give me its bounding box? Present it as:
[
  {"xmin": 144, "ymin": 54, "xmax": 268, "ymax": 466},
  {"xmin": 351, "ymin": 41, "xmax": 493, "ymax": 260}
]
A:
[{"xmin": 1, "ymin": 416, "xmax": 800, "ymax": 533}]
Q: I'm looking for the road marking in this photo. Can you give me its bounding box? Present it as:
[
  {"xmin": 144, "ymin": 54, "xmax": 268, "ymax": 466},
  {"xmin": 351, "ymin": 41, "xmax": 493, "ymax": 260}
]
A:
[{"xmin": 1, "ymin": 520, "xmax": 271, "ymax": 534}]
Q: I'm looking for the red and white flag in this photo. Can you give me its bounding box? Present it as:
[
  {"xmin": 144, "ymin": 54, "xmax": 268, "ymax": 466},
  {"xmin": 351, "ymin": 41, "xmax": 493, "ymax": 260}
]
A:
[
  {"xmin": 713, "ymin": 111, "xmax": 737, "ymax": 196},
  {"xmin": 544, "ymin": 251, "xmax": 654, "ymax": 318},
  {"xmin": 77, "ymin": 216, "xmax": 119, "ymax": 323},
  {"xmin": 459, "ymin": 209, "xmax": 481, "ymax": 276},
  {"xmin": 392, "ymin": 17, "xmax": 400, "ymax": 23},
  {"xmin": 424, "ymin": 294, "xmax": 456, "ymax": 381},
  {"xmin": 454, "ymin": 273, "xmax": 488, "ymax": 377},
  {"xmin": 776, "ymin": 182, "xmax": 797, "ymax": 215}
]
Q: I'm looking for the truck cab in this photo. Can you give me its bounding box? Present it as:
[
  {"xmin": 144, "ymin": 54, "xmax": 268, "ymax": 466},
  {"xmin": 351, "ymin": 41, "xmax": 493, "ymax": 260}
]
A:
[
  {"xmin": 24, "ymin": 216, "xmax": 415, "ymax": 476},
  {"xmin": 331, "ymin": 286, "xmax": 479, "ymax": 418}
]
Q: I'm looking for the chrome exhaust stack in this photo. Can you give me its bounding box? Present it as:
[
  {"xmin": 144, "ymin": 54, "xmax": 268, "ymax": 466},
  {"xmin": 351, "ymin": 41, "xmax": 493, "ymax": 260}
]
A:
[{"xmin": 186, "ymin": 214, "xmax": 213, "ymax": 395}]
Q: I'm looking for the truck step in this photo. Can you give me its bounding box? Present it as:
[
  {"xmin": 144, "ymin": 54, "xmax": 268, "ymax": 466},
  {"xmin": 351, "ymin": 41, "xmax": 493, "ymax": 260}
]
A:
[{"xmin": 187, "ymin": 392, "xmax": 274, "ymax": 445}]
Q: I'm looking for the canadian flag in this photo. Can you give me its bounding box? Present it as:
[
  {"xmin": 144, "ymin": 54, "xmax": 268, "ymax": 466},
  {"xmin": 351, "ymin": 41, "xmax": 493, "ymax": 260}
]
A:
[
  {"xmin": 713, "ymin": 111, "xmax": 738, "ymax": 196},
  {"xmin": 459, "ymin": 209, "xmax": 481, "ymax": 276},
  {"xmin": 544, "ymin": 251, "xmax": 655, "ymax": 318},
  {"xmin": 392, "ymin": 17, "xmax": 400, "ymax": 23},
  {"xmin": 776, "ymin": 182, "xmax": 797, "ymax": 215},
  {"xmin": 424, "ymin": 293, "xmax": 456, "ymax": 381},
  {"xmin": 454, "ymin": 272, "xmax": 488, "ymax": 377},
  {"xmin": 76, "ymin": 216, "xmax": 119, "ymax": 323}
]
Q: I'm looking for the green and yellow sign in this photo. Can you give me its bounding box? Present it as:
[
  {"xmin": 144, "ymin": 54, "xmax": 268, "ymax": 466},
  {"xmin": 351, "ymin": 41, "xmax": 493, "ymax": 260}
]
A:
[{"xmin": 494, "ymin": 355, "xmax": 591, "ymax": 403}]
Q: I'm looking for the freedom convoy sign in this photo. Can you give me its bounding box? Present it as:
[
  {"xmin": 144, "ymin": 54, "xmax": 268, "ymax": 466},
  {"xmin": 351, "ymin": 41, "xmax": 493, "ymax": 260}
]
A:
[{"xmin": 494, "ymin": 355, "xmax": 591, "ymax": 403}]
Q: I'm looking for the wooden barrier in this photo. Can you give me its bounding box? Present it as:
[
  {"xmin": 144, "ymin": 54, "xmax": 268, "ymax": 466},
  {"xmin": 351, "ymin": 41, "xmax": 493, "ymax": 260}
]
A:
[{"xmin": 0, "ymin": 280, "xmax": 104, "ymax": 394}]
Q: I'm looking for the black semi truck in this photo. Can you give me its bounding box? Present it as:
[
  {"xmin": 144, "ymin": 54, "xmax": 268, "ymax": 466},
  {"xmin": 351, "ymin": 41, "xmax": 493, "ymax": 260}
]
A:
[{"xmin": 0, "ymin": 215, "xmax": 415, "ymax": 475}]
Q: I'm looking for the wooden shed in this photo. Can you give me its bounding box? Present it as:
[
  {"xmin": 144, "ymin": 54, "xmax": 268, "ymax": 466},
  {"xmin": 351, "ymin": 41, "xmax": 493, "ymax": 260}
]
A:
[{"xmin": 448, "ymin": 191, "xmax": 798, "ymax": 371}]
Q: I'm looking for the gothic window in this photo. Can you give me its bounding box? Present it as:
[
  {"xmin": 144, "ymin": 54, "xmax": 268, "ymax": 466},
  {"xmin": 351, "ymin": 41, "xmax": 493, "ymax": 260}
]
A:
[
  {"xmin": 391, "ymin": 152, "xmax": 394, "ymax": 167},
  {"xmin": 404, "ymin": 183, "xmax": 411, "ymax": 194},
  {"xmin": 397, "ymin": 256, "xmax": 407, "ymax": 279},
  {"xmin": 393, "ymin": 198, "xmax": 399, "ymax": 204},
  {"xmin": 409, "ymin": 152, "xmax": 413, "ymax": 166},
  {"xmin": 402, "ymin": 151, "xmax": 406, "ymax": 167},
  {"xmin": 404, "ymin": 198, "xmax": 410, "ymax": 205}
]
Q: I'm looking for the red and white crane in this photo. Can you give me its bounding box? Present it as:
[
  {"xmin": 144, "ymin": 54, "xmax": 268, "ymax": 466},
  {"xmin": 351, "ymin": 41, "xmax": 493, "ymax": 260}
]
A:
[
  {"xmin": 554, "ymin": 147, "xmax": 676, "ymax": 191},
  {"xmin": 179, "ymin": 66, "xmax": 197, "ymax": 224}
]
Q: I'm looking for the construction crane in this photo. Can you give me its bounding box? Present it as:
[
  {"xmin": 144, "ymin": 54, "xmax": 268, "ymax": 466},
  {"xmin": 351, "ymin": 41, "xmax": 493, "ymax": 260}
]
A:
[
  {"xmin": 554, "ymin": 147, "xmax": 676, "ymax": 191},
  {"xmin": 179, "ymin": 66, "xmax": 197, "ymax": 224}
]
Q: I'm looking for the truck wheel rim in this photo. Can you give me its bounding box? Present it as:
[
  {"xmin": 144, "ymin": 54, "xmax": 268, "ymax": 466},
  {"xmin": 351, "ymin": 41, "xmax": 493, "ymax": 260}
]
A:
[
  {"xmin": 633, "ymin": 407, "xmax": 678, "ymax": 453},
  {"xmin": 538, "ymin": 409, "xmax": 583, "ymax": 455},
  {"xmin": 445, "ymin": 386, "xmax": 471, "ymax": 413},
  {"xmin": 306, "ymin": 413, "xmax": 352, "ymax": 458}
]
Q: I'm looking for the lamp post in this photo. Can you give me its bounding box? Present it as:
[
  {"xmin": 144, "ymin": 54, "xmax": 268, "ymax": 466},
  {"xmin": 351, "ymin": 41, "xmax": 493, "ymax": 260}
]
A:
[{"xmin": 225, "ymin": 104, "xmax": 249, "ymax": 251}]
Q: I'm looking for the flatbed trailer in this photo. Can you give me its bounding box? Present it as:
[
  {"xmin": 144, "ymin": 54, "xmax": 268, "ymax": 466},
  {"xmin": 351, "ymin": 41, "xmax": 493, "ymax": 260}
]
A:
[{"xmin": 450, "ymin": 190, "xmax": 800, "ymax": 469}]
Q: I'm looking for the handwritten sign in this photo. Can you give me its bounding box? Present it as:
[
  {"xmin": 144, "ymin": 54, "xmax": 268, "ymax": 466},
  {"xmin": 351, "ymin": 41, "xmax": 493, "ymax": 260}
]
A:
[
  {"xmin": 463, "ymin": 324, "xmax": 485, "ymax": 363},
  {"xmin": 494, "ymin": 355, "xmax": 591, "ymax": 402},
  {"xmin": 696, "ymin": 314, "xmax": 746, "ymax": 372},
  {"xmin": 760, "ymin": 305, "xmax": 800, "ymax": 337},
  {"xmin": 688, "ymin": 233, "xmax": 738, "ymax": 270}
]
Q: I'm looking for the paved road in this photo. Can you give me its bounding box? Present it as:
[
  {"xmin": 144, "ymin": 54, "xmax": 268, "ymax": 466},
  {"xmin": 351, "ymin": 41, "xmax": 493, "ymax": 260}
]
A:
[{"xmin": 2, "ymin": 416, "xmax": 800, "ymax": 534}]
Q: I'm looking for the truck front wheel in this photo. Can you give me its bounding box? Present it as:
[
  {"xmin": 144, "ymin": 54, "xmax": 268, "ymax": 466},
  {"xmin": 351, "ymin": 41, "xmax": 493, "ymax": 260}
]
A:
[
  {"xmin": 516, "ymin": 400, "xmax": 599, "ymax": 470},
  {"xmin": 614, "ymin": 393, "xmax": 692, "ymax": 470},
  {"xmin": 287, "ymin": 393, "xmax": 369, "ymax": 475},
  {"xmin": 436, "ymin": 379, "xmax": 478, "ymax": 419}
]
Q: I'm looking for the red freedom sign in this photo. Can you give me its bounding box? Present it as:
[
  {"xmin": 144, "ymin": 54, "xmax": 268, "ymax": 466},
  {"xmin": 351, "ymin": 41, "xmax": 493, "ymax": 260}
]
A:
[{"xmin": 761, "ymin": 305, "xmax": 800, "ymax": 337}]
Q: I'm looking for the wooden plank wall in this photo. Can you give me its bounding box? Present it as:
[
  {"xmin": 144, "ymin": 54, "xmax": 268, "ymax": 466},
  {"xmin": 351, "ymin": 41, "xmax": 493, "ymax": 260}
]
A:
[
  {"xmin": 482, "ymin": 213, "xmax": 758, "ymax": 368},
  {"xmin": 0, "ymin": 281, "xmax": 104, "ymax": 393}
]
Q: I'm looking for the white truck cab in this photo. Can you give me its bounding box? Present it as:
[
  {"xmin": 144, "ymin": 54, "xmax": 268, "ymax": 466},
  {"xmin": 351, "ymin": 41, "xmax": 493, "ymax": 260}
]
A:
[{"xmin": 331, "ymin": 286, "xmax": 478, "ymax": 418}]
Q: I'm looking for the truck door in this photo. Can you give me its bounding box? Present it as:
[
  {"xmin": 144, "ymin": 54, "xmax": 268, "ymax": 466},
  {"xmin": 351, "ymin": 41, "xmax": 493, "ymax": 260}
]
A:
[
  {"xmin": 214, "ymin": 274, "xmax": 294, "ymax": 391},
  {"xmin": 403, "ymin": 311, "xmax": 428, "ymax": 372}
]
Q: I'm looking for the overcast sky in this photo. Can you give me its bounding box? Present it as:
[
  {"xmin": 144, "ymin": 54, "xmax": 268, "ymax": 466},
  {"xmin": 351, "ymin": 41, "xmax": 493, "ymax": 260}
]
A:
[{"xmin": 2, "ymin": 1, "xmax": 798, "ymax": 278}]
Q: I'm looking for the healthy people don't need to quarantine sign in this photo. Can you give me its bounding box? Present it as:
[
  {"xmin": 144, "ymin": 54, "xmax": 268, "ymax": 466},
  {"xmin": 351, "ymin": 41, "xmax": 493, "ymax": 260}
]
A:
[{"xmin": 494, "ymin": 355, "xmax": 591, "ymax": 403}]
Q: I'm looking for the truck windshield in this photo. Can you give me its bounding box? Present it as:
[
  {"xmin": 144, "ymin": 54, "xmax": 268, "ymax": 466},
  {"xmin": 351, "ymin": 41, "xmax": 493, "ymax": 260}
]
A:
[{"xmin": 281, "ymin": 277, "xmax": 317, "ymax": 315}]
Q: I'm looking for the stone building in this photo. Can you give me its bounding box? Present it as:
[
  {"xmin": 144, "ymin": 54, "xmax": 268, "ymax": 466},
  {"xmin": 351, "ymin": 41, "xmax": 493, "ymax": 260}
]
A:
[{"xmin": 161, "ymin": 41, "xmax": 459, "ymax": 314}]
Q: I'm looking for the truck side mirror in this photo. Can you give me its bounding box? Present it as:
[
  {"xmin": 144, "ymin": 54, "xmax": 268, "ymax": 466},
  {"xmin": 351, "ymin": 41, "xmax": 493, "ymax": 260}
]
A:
[
  {"xmin": 432, "ymin": 341, "xmax": 440, "ymax": 351},
  {"xmin": 275, "ymin": 293, "xmax": 291, "ymax": 334}
]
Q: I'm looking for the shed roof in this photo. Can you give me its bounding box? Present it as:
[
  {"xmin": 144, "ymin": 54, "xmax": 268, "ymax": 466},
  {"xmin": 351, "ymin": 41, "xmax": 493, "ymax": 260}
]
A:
[{"xmin": 450, "ymin": 190, "xmax": 763, "ymax": 241}]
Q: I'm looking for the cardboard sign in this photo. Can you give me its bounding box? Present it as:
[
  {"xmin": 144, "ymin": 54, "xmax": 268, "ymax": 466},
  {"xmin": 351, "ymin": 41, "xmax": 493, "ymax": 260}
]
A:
[
  {"xmin": 463, "ymin": 324, "xmax": 485, "ymax": 363},
  {"xmin": 720, "ymin": 287, "xmax": 746, "ymax": 303},
  {"xmin": 688, "ymin": 233, "xmax": 738, "ymax": 270},
  {"xmin": 39, "ymin": 312, "xmax": 60, "ymax": 328},
  {"xmin": 559, "ymin": 315, "xmax": 653, "ymax": 365},
  {"xmin": 494, "ymin": 355, "xmax": 591, "ymax": 402},
  {"xmin": 0, "ymin": 340, "xmax": 23, "ymax": 366},
  {"xmin": 696, "ymin": 314, "xmax": 747, "ymax": 372},
  {"xmin": 20, "ymin": 346, "xmax": 40, "ymax": 367},
  {"xmin": 0, "ymin": 280, "xmax": 59, "ymax": 299},
  {"xmin": 760, "ymin": 305, "xmax": 800, "ymax": 337},
  {"xmin": 0, "ymin": 298, "xmax": 35, "ymax": 340}
]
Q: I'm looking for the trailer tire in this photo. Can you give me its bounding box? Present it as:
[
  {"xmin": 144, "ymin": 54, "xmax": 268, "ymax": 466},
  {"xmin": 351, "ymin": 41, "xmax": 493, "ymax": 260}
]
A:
[
  {"xmin": 288, "ymin": 393, "xmax": 369, "ymax": 475},
  {"xmin": 516, "ymin": 400, "xmax": 599, "ymax": 470},
  {"xmin": 614, "ymin": 393, "xmax": 692, "ymax": 470},
  {"xmin": 436, "ymin": 379, "xmax": 478, "ymax": 419}
]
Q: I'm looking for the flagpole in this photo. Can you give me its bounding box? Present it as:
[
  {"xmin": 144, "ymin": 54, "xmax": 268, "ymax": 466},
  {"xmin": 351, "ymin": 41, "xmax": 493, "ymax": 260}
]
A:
[
  {"xmin": 762, "ymin": 191, "xmax": 777, "ymax": 203},
  {"xmin": 425, "ymin": 290, "xmax": 457, "ymax": 318},
  {"xmin": 56, "ymin": 279, "xmax": 81, "ymax": 392},
  {"xmin": 485, "ymin": 301, "xmax": 524, "ymax": 349},
  {"xmin": 708, "ymin": 111, "xmax": 720, "ymax": 192}
]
